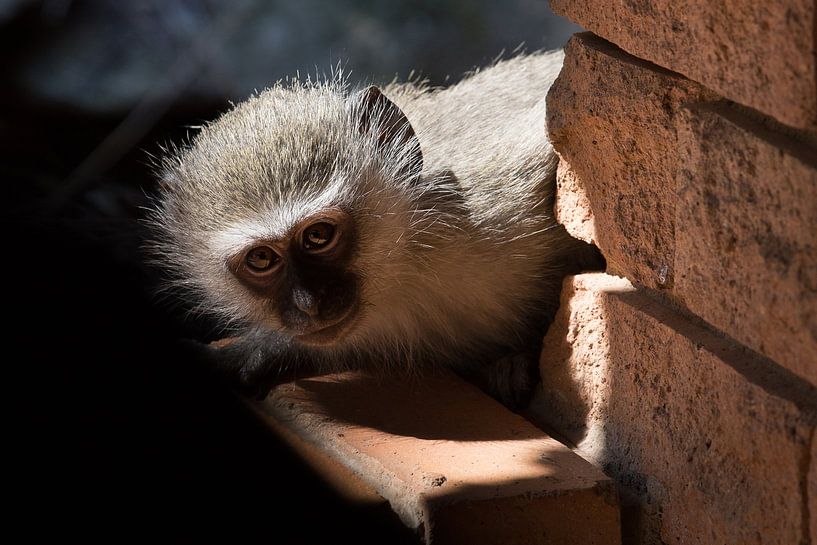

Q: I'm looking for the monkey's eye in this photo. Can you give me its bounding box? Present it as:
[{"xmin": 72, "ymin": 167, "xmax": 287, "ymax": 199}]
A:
[
  {"xmin": 302, "ymin": 222, "xmax": 336, "ymax": 250},
  {"xmin": 245, "ymin": 246, "xmax": 279, "ymax": 272}
]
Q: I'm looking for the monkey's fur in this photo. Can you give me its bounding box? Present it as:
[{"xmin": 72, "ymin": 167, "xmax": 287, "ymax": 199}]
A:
[{"xmin": 150, "ymin": 50, "xmax": 601, "ymax": 407}]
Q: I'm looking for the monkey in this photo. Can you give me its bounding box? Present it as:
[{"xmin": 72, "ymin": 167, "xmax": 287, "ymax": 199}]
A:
[{"xmin": 148, "ymin": 50, "xmax": 602, "ymax": 408}]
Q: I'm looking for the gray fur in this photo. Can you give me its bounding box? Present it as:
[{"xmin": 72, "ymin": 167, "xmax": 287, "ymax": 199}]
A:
[{"xmin": 149, "ymin": 50, "xmax": 594, "ymax": 401}]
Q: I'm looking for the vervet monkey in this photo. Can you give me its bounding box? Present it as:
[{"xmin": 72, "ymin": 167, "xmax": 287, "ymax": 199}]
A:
[{"xmin": 149, "ymin": 51, "xmax": 602, "ymax": 407}]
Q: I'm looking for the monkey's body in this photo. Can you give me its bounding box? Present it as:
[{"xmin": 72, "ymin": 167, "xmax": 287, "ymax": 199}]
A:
[{"xmin": 151, "ymin": 51, "xmax": 599, "ymax": 407}]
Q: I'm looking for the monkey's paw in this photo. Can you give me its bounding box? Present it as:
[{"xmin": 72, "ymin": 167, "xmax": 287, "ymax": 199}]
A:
[{"xmin": 178, "ymin": 337, "xmax": 280, "ymax": 400}]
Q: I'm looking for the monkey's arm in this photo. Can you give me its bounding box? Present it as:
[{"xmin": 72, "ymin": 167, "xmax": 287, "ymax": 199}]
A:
[{"xmin": 189, "ymin": 328, "xmax": 319, "ymax": 399}]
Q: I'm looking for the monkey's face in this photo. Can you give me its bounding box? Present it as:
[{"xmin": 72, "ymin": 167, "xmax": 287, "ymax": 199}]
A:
[
  {"xmin": 153, "ymin": 82, "xmax": 426, "ymax": 348},
  {"xmin": 225, "ymin": 207, "xmax": 361, "ymax": 346}
]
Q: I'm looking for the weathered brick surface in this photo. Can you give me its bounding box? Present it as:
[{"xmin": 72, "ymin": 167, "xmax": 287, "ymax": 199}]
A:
[
  {"xmin": 547, "ymin": 33, "xmax": 817, "ymax": 387},
  {"xmin": 260, "ymin": 371, "xmax": 620, "ymax": 545},
  {"xmin": 534, "ymin": 273, "xmax": 816, "ymax": 545},
  {"xmin": 549, "ymin": 0, "xmax": 817, "ymax": 129},
  {"xmin": 548, "ymin": 34, "xmax": 712, "ymax": 289},
  {"xmin": 554, "ymin": 158, "xmax": 596, "ymax": 245}
]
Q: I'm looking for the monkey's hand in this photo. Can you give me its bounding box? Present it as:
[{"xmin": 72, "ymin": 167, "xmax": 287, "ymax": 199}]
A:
[{"xmin": 182, "ymin": 330, "xmax": 315, "ymax": 400}]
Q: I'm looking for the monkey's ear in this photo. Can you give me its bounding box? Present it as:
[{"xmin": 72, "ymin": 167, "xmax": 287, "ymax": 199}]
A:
[{"xmin": 357, "ymin": 86, "xmax": 423, "ymax": 177}]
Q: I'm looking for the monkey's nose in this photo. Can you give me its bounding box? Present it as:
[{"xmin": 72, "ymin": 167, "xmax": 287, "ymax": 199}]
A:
[{"xmin": 292, "ymin": 288, "xmax": 319, "ymax": 317}]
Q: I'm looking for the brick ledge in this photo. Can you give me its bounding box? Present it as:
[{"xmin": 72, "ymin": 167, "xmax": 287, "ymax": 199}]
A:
[{"xmin": 255, "ymin": 370, "xmax": 621, "ymax": 545}]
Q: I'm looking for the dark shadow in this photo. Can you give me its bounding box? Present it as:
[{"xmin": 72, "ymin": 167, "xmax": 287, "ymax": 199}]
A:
[
  {"xmin": 10, "ymin": 207, "xmax": 421, "ymax": 545},
  {"xmin": 533, "ymin": 310, "xmax": 591, "ymax": 446},
  {"xmin": 615, "ymin": 290, "xmax": 817, "ymax": 417},
  {"xmin": 287, "ymin": 371, "xmax": 548, "ymax": 442}
]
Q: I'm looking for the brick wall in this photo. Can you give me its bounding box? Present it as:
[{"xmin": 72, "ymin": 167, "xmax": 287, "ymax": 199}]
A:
[{"xmin": 534, "ymin": 2, "xmax": 817, "ymax": 544}]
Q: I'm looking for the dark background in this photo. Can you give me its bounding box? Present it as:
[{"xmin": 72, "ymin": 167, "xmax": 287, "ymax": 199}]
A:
[{"xmin": 3, "ymin": 1, "xmax": 577, "ymax": 542}]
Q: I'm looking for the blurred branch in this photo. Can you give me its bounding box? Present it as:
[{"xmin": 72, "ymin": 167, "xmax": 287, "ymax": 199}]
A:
[{"xmin": 45, "ymin": 0, "xmax": 255, "ymax": 212}]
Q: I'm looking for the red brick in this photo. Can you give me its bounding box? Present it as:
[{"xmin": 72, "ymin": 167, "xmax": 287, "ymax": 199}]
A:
[
  {"xmin": 547, "ymin": 33, "xmax": 817, "ymax": 386},
  {"xmin": 256, "ymin": 407, "xmax": 386, "ymax": 505},
  {"xmin": 258, "ymin": 371, "xmax": 620, "ymax": 545},
  {"xmin": 534, "ymin": 273, "xmax": 815, "ymax": 545},
  {"xmin": 549, "ymin": 0, "xmax": 817, "ymax": 129},
  {"xmin": 548, "ymin": 34, "xmax": 709, "ymax": 289}
]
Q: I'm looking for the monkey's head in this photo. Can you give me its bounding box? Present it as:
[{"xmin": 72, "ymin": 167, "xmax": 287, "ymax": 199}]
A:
[{"xmin": 151, "ymin": 81, "xmax": 436, "ymax": 349}]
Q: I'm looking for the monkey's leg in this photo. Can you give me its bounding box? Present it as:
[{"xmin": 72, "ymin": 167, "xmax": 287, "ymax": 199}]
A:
[{"xmin": 458, "ymin": 351, "xmax": 540, "ymax": 410}]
